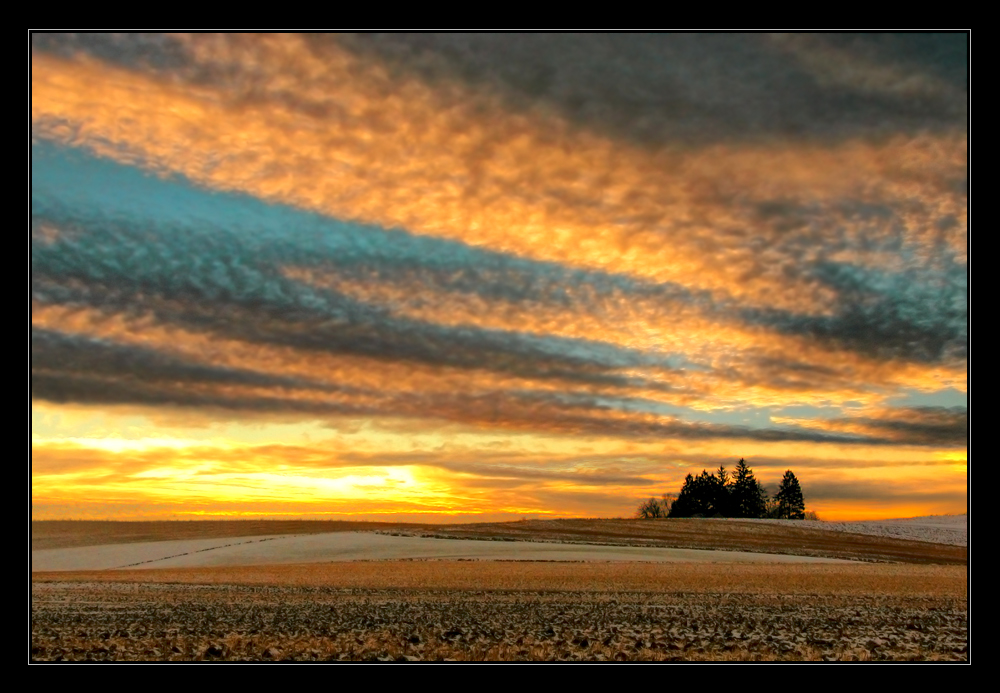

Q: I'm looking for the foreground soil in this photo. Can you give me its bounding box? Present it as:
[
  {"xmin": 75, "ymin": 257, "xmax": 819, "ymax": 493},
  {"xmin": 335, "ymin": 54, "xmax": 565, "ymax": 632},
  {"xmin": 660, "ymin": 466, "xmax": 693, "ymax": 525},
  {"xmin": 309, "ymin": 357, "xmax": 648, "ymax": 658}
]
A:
[
  {"xmin": 31, "ymin": 562, "xmax": 967, "ymax": 662},
  {"xmin": 32, "ymin": 518, "xmax": 966, "ymax": 565}
]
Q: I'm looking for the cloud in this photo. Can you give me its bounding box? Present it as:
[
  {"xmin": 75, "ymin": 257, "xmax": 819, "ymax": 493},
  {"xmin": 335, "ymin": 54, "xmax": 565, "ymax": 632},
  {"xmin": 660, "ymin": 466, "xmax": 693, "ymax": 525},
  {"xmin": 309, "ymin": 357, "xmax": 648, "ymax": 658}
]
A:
[
  {"xmin": 772, "ymin": 407, "xmax": 968, "ymax": 447},
  {"xmin": 31, "ymin": 34, "xmax": 967, "ymax": 320},
  {"xmin": 32, "ymin": 138, "xmax": 965, "ymax": 443},
  {"xmin": 803, "ymin": 479, "xmax": 967, "ymax": 505},
  {"xmin": 334, "ymin": 33, "xmax": 966, "ymax": 144},
  {"xmin": 741, "ymin": 257, "xmax": 967, "ymax": 363},
  {"xmin": 30, "ymin": 194, "xmax": 661, "ymax": 391},
  {"xmin": 32, "ymin": 327, "xmax": 342, "ymax": 394},
  {"xmin": 33, "ymin": 331, "xmax": 900, "ymax": 445},
  {"xmin": 31, "ymin": 33, "xmax": 966, "ymax": 145}
]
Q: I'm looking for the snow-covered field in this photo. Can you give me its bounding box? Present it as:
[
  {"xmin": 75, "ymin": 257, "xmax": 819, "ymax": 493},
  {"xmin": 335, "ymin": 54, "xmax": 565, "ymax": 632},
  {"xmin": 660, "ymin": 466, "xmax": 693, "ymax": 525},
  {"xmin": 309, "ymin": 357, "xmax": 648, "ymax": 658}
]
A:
[
  {"xmin": 31, "ymin": 514, "xmax": 966, "ymax": 572},
  {"xmin": 741, "ymin": 514, "xmax": 967, "ymax": 547},
  {"xmin": 31, "ymin": 531, "xmax": 852, "ymax": 572}
]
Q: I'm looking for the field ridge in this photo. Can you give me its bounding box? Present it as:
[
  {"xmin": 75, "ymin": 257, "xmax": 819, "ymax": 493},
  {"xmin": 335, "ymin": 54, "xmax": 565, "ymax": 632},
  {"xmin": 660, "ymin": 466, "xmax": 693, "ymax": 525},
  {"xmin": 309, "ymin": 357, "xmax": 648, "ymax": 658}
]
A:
[{"xmin": 32, "ymin": 517, "xmax": 966, "ymax": 565}]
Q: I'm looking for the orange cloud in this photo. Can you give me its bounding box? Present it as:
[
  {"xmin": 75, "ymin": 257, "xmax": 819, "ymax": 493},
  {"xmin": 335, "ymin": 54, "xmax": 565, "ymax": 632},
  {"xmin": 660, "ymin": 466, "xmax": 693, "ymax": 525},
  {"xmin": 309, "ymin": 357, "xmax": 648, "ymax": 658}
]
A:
[{"xmin": 31, "ymin": 38, "xmax": 966, "ymax": 316}]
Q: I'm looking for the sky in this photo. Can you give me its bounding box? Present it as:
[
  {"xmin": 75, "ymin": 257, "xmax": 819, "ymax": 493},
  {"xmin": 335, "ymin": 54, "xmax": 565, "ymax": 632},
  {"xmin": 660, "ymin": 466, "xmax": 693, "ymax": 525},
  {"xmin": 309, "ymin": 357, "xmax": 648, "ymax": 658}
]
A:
[{"xmin": 31, "ymin": 33, "xmax": 968, "ymax": 522}]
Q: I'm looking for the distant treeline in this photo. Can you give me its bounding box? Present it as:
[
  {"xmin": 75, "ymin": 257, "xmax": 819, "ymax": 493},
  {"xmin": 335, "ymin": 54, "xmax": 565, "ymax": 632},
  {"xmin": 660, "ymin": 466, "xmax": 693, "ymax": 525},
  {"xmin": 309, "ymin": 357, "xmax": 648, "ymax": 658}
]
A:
[{"xmin": 638, "ymin": 459, "xmax": 807, "ymax": 520}]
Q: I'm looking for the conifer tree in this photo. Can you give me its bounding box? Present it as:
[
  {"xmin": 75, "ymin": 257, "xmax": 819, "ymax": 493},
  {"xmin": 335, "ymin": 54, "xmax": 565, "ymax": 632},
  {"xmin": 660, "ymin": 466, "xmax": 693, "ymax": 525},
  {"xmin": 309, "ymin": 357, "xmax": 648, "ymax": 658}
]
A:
[
  {"xmin": 714, "ymin": 465, "xmax": 732, "ymax": 516},
  {"xmin": 731, "ymin": 458, "xmax": 767, "ymax": 518},
  {"xmin": 668, "ymin": 473, "xmax": 698, "ymax": 517},
  {"xmin": 774, "ymin": 470, "xmax": 806, "ymax": 519}
]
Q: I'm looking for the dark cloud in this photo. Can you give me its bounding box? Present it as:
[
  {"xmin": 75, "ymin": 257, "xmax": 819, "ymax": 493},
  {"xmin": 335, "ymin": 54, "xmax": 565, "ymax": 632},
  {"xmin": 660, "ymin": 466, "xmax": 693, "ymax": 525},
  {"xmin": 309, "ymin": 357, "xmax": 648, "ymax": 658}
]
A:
[
  {"xmin": 31, "ymin": 32, "xmax": 191, "ymax": 72},
  {"xmin": 31, "ymin": 32, "xmax": 967, "ymax": 150},
  {"xmin": 31, "ymin": 327, "xmax": 349, "ymax": 394},
  {"xmin": 803, "ymin": 480, "xmax": 965, "ymax": 504},
  {"xmin": 813, "ymin": 33, "xmax": 967, "ymax": 89},
  {"xmin": 329, "ymin": 32, "xmax": 967, "ymax": 146},
  {"xmin": 770, "ymin": 406, "xmax": 967, "ymax": 447},
  {"xmin": 839, "ymin": 407, "xmax": 968, "ymax": 446},
  {"xmin": 31, "ymin": 340, "xmax": 895, "ymax": 445},
  {"xmin": 30, "ymin": 370, "xmax": 366, "ymax": 417},
  {"xmin": 744, "ymin": 260, "xmax": 968, "ymax": 363}
]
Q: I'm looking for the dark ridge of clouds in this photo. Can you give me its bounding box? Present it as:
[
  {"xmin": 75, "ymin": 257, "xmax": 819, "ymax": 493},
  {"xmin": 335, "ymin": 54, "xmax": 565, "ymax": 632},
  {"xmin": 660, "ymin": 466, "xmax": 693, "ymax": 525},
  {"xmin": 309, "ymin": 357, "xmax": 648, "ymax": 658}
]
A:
[
  {"xmin": 328, "ymin": 32, "xmax": 967, "ymax": 146},
  {"xmin": 766, "ymin": 406, "xmax": 967, "ymax": 447},
  {"xmin": 348, "ymin": 386, "xmax": 890, "ymax": 445},
  {"xmin": 422, "ymin": 461, "xmax": 657, "ymax": 487},
  {"xmin": 739, "ymin": 257, "xmax": 967, "ymax": 364},
  {"xmin": 836, "ymin": 406, "xmax": 968, "ymax": 447},
  {"xmin": 30, "ymin": 372, "xmax": 373, "ymax": 418},
  {"xmin": 803, "ymin": 480, "xmax": 965, "ymax": 504},
  {"xmin": 726, "ymin": 355, "xmax": 853, "ymax": 396},
  {"xmin": 815, "ymin": 33, "xmax": 968, "ymax": 90},
  {"xmin": 30, "ymin": 263, "xmax": 658, "ymax": 393},
  {"xmin": 31, "ymin": 32, "xmax": 191, "ymax": 72},
  {"xmin": 31, "ymin": 352, "xmax": 891, "ymax": 446},
  {"xmin": 31, "ymin": 327, "xmax": 357, "ymax": 395},
  {"xmin": 31, "ymin": 32, "xmax": 967, "ymax": 151},
  {"xmin": 714, "ymin": 190, "xmax": 968, "ymax": 365},
  {"xmin": 805, "ymin": 260, "xmax": 966, "ymax": 362}
]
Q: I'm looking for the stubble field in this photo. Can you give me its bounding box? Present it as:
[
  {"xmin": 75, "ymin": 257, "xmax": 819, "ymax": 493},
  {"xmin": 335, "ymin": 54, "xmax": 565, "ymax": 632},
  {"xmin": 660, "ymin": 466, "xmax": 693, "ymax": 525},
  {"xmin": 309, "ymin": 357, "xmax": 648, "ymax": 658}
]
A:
[{"xmin": 30, "ymin": 518, "xmax": 968, "ymax": 662}]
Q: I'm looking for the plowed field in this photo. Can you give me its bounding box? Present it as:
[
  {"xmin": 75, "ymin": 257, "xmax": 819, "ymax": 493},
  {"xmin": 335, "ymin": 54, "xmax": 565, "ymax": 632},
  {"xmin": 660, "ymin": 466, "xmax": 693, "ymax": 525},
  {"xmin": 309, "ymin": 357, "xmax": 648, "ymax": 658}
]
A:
[
  {"xmin": 31, "ymin": 562, "xmax": 967, "ymax": 662},
  {"xmin": 31, "ymin": 519, "xmax": 968, "ymax": 661}
]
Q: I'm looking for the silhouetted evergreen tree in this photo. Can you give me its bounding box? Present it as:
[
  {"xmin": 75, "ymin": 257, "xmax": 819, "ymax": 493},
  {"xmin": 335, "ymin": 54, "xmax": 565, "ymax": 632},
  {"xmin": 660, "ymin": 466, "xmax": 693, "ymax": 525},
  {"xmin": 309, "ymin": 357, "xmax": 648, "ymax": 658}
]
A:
[
  {"xmin": 713, "ymin": 465, "xmax": 732, "ymax": 516},
  {"xmin": 731, "ymin": 458, "xmax": 767, "ymax": 518},
  {"xmin": 774, "ymin": 470, "xmax": 805, "ymax": 519},
  {"xmin": 695, "ymin": 470, "xmax": 724, "ymax": 516},
  {"xmin": 668, "ymin": 469, "xmax": 730, "ymax": 517},
  {"xmin": 668, "ymin": 474, "xmax": 699, "ymax": 517},
  {"xmin": 664, "ymin": 459, "xmax": 796, "ymax": 519}
]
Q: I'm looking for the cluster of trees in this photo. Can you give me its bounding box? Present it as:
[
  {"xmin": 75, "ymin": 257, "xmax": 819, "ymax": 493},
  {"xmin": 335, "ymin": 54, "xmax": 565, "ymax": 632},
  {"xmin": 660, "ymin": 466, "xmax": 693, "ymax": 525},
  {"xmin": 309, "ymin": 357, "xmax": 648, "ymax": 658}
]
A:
[{"xmin": 637, "ymin": 459, "xmax": 806, "ymax": 520}]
